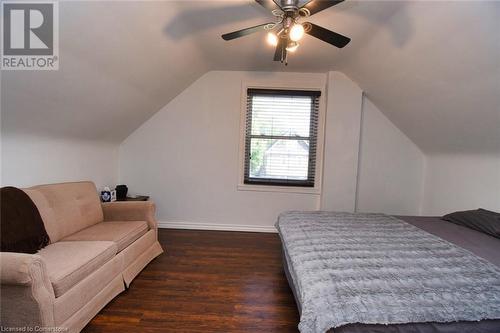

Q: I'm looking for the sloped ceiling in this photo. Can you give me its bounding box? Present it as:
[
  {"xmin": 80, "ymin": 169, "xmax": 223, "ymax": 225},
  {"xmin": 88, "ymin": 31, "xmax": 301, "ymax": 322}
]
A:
[{"xmin": 2, "ymin": 1, "xmax": 499, "ymax": 154}]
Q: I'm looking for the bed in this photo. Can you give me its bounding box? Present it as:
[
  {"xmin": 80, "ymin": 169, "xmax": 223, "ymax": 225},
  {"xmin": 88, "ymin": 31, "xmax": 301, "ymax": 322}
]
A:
[{"xmin": 277, "ymin": 212, "xmax": 500, "ymax": 333}]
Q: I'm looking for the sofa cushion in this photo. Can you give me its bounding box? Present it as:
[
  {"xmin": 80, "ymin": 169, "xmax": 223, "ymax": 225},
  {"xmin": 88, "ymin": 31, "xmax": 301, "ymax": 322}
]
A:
[
  {"xmin": 38, "ymin": 241, "xmax": 117, "ymax": 297},
  {"xmin": 23, "ymin": 182, "xmax": 104, "ymax": 243},
  {"xmin": 62, "ymin": 221, "xmax": 148, "ymax": 252}
]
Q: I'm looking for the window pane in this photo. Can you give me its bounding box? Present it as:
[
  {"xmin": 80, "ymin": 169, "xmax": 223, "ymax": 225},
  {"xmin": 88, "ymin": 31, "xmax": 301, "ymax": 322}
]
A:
[
  {"xmin": 249, "ymin": 138, "xmax": 309, "ymax": 180},
  {"xmin": 251, "ymin": 95, "xmax": 312, "ymax": 137}
]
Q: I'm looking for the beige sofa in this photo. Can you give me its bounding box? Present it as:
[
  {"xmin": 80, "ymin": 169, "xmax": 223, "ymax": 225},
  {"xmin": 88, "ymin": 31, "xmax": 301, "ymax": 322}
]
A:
[{"xmin": 0, "ymin": 181, "xmax": 163, "ymax": 332}]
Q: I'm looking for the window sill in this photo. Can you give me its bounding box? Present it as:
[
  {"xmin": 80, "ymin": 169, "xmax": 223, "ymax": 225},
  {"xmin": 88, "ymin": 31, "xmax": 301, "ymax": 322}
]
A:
[{"xmin": 237, "ymin": 184, "xmax": 321, "ymax": 195}]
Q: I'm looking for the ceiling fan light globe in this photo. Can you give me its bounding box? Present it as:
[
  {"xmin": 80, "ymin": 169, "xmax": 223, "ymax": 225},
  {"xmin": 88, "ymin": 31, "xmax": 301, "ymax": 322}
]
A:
[
  {"xmin": 286, "ymin": 41, "xmax": 299, "ymax": 53},
  {"xmin": 266, "ymin": 32, "xmax": 278, "ymax": 46},
  {"xmin": 289, "ymin": 24, "xmax": 305, "ymax": 42}
]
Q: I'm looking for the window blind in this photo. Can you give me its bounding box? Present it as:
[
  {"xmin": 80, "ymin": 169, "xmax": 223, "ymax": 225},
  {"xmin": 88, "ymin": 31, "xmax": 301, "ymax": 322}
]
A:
[{"xmin": 244, "ymin": 88, "xmax": 321, "ymax": 187}]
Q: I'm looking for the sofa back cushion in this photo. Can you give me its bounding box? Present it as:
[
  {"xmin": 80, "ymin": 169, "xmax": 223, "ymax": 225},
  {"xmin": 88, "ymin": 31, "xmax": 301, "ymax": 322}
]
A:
[{"xmin": 23, "ymin": 181, "xmax": 104, "ymax": 243}]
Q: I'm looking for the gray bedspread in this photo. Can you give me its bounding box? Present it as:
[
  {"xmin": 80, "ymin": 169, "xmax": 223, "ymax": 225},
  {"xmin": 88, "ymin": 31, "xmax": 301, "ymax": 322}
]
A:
[{"xmin": 276, "ymin": 211, "xmax": 500, "ymax": 333}]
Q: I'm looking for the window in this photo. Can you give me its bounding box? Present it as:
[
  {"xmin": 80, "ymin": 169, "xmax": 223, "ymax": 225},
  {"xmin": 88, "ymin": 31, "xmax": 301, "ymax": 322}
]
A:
[{"xmin": 243, "ymin": 88, "xmax": 321, "ymax": 187}]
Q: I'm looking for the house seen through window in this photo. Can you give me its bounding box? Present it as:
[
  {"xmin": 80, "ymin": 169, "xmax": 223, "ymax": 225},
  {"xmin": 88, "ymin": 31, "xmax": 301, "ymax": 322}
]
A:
[{"xmin": 244, "ymin": 89, "xmax": 321, "ymax": 187}]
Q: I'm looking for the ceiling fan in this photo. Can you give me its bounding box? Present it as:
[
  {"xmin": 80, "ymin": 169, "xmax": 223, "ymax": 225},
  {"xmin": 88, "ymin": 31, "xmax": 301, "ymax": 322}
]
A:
[{"xmin": 221, "ymin": 0, "xmax": 350, "ymax": 64}]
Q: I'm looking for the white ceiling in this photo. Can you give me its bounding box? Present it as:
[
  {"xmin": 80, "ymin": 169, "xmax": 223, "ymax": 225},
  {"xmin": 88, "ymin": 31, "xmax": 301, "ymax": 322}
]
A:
[{"xmin": 2, "ymin": 0, "xmax": 499, "ymax": 154}]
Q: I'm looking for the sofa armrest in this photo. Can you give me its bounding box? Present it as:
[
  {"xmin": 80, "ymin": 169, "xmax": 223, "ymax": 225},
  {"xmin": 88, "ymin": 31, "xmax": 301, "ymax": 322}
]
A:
[
  {"xmin": 102, "ymin": 201, "xmax": 158, "ymax": 231},
  {"xmin": 0, "ymin": 252, "xmax": 55, "ymax": 328}
]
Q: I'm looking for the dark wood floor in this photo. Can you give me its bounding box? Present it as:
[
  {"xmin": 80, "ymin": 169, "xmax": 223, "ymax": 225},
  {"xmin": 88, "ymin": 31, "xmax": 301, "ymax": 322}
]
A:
[{"xmin": 83, "ymin": 229, "xmax": 300, "ymax": 333}]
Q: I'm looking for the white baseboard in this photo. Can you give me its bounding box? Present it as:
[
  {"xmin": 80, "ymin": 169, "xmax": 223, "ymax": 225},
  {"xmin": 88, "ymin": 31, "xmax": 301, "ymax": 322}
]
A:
[{"xmin": 158, "ymin": 221, "xmax": 277, "ymax": 233}]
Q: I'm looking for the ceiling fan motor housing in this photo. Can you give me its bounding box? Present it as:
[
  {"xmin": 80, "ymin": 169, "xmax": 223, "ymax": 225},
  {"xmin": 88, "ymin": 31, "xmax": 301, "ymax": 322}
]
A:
[{"xmin": 280, "ymin": 0, "xmax": 299, "ymax": 13}]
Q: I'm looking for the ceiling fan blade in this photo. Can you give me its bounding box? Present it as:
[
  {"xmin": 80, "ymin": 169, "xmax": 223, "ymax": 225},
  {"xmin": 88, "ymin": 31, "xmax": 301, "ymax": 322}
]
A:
[
  {"xmin": 255, "ymin": 0, "xmax": 282, "ymax": 12},
  {"xmin": 304, "ymin": 22, "xmax": 350, "ymax": 48},
  {"xmin": 273, "ymin": 37, "xmax": 286, "ymax": 62},
  {"xmin": 221, "ymin": 23, "xmax": 274, "ymax": 41},
  {"xmin": 273, "ymin": 38, "xmax": 285, "ymax": 61},
  {"xmin": 301, "ymin": 0, "xmax": 344, "ymax": 16}
]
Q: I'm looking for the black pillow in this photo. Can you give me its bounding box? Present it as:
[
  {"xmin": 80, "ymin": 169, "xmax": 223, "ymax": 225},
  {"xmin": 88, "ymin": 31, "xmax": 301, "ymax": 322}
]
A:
[
  {"xmin": 442, "ymin": 208, "xmax": 500, "ymax": 239},
  {"xmin": 1, "ymin": 186, "xmax": 50, "ymax": 253}
]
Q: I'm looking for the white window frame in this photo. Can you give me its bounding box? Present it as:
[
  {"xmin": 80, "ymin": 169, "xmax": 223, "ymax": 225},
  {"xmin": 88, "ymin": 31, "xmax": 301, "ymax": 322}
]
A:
[{"xmin": 237, "ymin": 80, "xmax": 326, "ymax": 195}]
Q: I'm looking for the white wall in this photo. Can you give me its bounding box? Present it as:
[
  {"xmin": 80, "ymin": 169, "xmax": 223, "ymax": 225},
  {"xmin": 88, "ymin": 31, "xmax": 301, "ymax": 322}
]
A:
[
  {"xmin": 356, "ymin": 98, "xmax": 424, "ymax": 215},
  {"xmin": 120, "ymin": 70, "xmax": 426, "ymax": 230},
  {"xmin": 321, "ymin": 72, "xmax": 363, "ymax": 211},
  {"xmin": 3, "ymin": 67, "xmax": 495, "ymax": 222},
  {"xmin": 120, "ymin": 71, "xmax": 326, "ymax": 231},
  {"xmin": 422, "ymin": 154, "xmax": 500, "ymax": 215},
  {"xmin": 1, "ymin": 133, "xmax": 118, "ymax": 190}
]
